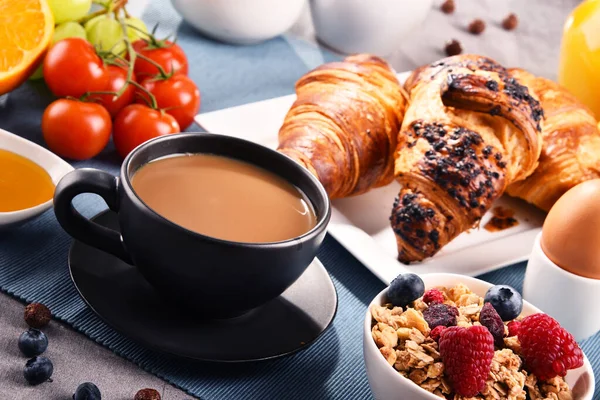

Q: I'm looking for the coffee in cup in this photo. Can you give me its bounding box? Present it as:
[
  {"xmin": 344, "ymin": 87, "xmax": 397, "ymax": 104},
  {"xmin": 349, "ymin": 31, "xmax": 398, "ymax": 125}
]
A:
[{"xmin": 130, "ymin": 153, "xmax": 317, "ymax": 243}]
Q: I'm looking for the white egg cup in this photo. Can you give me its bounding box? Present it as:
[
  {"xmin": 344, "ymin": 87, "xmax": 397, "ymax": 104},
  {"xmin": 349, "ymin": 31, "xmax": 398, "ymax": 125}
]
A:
[{"xmin": 523, "ymin": 232, "xmax": 600, "ymax": 342}]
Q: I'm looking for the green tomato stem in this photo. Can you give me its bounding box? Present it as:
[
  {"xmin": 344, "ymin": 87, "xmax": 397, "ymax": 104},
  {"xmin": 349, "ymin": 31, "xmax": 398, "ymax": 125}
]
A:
[
  {"xmin": 128, "ymin": 80, "xmax": 158, "ymax": 110},
  {"xmin": 138, "ymin": 23, "xmax": 171, "ymax": 50},
  {"xmin": 125, "ymin": 23, "xmax": 153, "ymax": 40},
  {"xmin": 80, "ymin": 91, "xmax": 121, "ymax": 102},
  {"xmin": 102, "ymin": 55, "xmax": 131, "ymax": 67},
  {"xmin": 134, "ymin": 53, "xmax": 171, "ymax": 79},
  {"xmin": 115, "ymin": 16, "xmax": 137, "ymax": 100}
]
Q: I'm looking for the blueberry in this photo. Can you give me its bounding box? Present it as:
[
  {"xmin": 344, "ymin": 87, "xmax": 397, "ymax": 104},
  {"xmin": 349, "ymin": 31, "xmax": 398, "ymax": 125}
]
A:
[
  {"xmin": 73, "ymin": 382, "xmax": 102, "ymax": 400},
  {"xmin": 23, "ymin": 356, "xmax": 53, "ymax": 385},
  {"xmin": 18, "ymin": 329, "xmax": 48, "ymax": 357},
  {"xmin": 387, "ymin": 273, "xmax": 425, "ymax": 307},
  {"xmin": 484, "ymin": 285, "xmax": 523, "ymax": 321}
]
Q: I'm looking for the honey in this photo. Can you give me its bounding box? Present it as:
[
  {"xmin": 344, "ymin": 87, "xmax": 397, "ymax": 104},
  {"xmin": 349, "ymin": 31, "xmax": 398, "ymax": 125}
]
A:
[
  {"xmin": 0, "ymin": 149, "xmax": 54, "ymax": 212},
  {"xmin": 558, "ymin": 0, "xmax": 600, "ymax": 120}
]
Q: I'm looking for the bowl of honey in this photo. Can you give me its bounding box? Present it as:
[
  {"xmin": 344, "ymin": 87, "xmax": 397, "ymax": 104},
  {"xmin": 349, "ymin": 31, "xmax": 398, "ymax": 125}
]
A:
[{"xmin": 0, "ymin": 128, "xmax": 73, "ymax": 229}]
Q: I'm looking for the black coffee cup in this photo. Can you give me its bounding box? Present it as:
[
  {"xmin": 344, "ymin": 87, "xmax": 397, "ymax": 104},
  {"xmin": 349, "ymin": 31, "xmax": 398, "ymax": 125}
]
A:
[{"xmin": 54, "ymin": 133, "xmax": 331, "ymax": 318}]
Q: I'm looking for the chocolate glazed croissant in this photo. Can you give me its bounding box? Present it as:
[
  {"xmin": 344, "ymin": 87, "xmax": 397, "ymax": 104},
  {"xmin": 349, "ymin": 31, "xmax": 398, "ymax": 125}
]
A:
[
  {"xmin": 506, "ymin": 68, "xmax": 600, "ymax": 211},
  {"xmin": 391, "ymin": 55, "xmax": 544, "ymax": 263},
  {"xmin": 277, "ymin": 54, "xmax": 407, "ymax": 199}
]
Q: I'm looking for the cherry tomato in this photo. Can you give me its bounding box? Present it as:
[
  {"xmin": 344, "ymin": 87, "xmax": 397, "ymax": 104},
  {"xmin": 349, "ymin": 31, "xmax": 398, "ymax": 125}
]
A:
[
  {"xmin": 44, "ymin": 38, "xmax": 109, "ymax": 98},
  {"xmin": 131, "ymin": 40, "xmax": 188, "ymax": 79},
  {"xmin": 91, "ymin": 65, "xmax": 136, "ymax": 117},
  {"xmin": 113, "ymin": 104, "xmax": 180, "ymax": 158},
  {"xmin": 42, "ymin": 99, "xmax": 112, "ymax": 160},
  {"xmin": 137, "ymin": 75, "xmax": 200, "ymax": 130}
]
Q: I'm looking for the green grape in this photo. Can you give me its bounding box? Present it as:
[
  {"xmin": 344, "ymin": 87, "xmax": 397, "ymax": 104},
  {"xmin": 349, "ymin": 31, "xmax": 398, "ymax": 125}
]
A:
[
  {"xmin": 84, "ymin": 15, "xmax": 105, "ymax": 36},
  {"xmin": 48, "ymin": 0, "xmax": 92, "ymax": 24},
  {"xmin": 29, "ymin": 22, "xmax": 87, "ymax": 80},
  {"xmin": 87, "ymin": 17, "xmax": 126, "ymax": 55},
  {"xmin": 125, "ymin": 17, "xmax": 148, "ymax": 43},
  {"xmin": 53, "ymin": 21, "xmax": 87, "ymax": 42}
]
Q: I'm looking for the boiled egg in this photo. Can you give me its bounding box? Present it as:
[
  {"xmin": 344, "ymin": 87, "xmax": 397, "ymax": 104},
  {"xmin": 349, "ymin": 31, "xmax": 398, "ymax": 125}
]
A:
[{"xmin": 541, "ymin": 179, "xmax": 600, "ymax": 279}]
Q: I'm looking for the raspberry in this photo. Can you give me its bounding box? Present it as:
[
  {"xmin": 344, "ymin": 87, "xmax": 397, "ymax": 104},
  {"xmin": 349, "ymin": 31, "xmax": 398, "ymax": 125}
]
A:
[
  {"xmin": 518, "ymin": 313, "xmax": 584, "ymax": 380},
  {"xmin": 507, "ymin": 320, "xmax": 521, "ymax": 337},
  {"xmin": 423, "ymin": 288, "xmax": 445, "ymax": 305},
  {"xmin": 430, "ymin": 325, "xmax": 446, "ymax": 342},
  {"xmin": 480, "ymin": 302, "xmax": 505, "ymax": 347},
  {"xmin": 439, "ymin": 326, "xmax": 494, "ymax": 397},
  {"xmin": 423, "ymin": 303, "xmax": 459, "ymax": 329}
]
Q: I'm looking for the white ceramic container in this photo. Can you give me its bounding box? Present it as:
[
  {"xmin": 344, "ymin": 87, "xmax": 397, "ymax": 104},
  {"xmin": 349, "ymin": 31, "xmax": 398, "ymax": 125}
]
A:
[
  {"xmin": 524, "ymin": 232, "xmax": 600, "ymax": 342},
  {"xmin": 310, "ymin": 0, "xmax": 433, "ymax": 56},
  {"xmin": 170, "ymin": 0, "xmax": 307, "ymax": 44},
  {"xmin": 364, "ymin": 273, "xmax": 595, "ymax": 400},
  {"xmin": 0, "ymin": 129, "xmax": 73, "ymax": 229}
]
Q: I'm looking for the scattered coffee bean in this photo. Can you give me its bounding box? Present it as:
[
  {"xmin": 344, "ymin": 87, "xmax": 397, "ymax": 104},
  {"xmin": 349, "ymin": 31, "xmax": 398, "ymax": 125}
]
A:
[
  {"xmin": 468, "ymin": 19, "xmax": 486, "ymax": 35},
  {"xmin": 502, "ymin": 13, "xmax": 518, "ymax": 30},
  {"xmin": 445, "ymin": 39, "xmax": 463, "ymax": 56},
  {"xmin": 134, "ymin": 388, "xmax": 161, "ymax": 400},
  {"xmin": 440, "ymin": 0, "xmax": 455, "ymax": 14},
  {"xmin": 24, "ymin": 303, "xmax": 51, "ymax": 329}
]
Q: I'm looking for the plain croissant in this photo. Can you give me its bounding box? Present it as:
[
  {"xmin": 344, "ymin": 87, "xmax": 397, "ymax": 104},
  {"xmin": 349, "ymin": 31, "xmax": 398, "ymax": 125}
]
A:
[
  {"xmin": 506, "ymin": 68, "xmax": 600, "ymax": 211},
  {"xmin": 392, "ymin": 55, "xmax": 543, "ymax": 263},
  {"xmin": 277, "ymin": 54, "xmax": 408, "ymax": 199}
]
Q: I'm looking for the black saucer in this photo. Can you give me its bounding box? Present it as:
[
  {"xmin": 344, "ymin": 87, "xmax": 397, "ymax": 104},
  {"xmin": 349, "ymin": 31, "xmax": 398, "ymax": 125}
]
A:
[{"xmin": 68, "ymin": 211, "xmax": 338, "ymax": 362}]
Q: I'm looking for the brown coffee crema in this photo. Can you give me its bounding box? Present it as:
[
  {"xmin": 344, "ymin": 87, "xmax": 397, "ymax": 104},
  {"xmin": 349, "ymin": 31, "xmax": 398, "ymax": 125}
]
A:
[{"xmin": 131, "ymin": 154, "xmax": 317, "ymax": 243}]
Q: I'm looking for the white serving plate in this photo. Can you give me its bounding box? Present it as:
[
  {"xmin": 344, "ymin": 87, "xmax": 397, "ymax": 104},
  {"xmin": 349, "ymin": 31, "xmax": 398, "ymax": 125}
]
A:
[
  {"xmin": 194, "ymin": 72, "xmax": 547, "ymax": 283},
  {"xmin": 0, "ymin": 129, "xmax": 74, "ymax": 229}
]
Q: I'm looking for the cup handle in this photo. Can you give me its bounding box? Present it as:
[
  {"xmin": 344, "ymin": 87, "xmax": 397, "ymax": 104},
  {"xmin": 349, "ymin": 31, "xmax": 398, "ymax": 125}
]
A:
[{"xmin": 54, "ymin": 168, "xmax": 132, "ymax": 264}]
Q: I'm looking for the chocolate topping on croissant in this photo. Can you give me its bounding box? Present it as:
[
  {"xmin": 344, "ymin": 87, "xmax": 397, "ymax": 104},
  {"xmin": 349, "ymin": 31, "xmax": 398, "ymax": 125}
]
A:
[{"xmin": 393, "ymin": 55, "xmax": 543, "ymax": 263}]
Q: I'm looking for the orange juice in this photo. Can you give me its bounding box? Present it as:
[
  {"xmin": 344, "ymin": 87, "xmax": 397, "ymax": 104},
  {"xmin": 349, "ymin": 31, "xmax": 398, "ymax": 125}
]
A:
[
  {"xmin": 0, "ymin": 149, "xmax": 54, "ymax": 212},
  {"xmin": 558, "ymin": 0, "xmax": 600, "ymax": 120}
]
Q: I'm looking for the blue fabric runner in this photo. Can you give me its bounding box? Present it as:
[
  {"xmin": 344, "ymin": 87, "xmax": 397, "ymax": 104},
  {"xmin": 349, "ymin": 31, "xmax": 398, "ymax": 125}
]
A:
[{"xmin": 0, "ymin": 2, "xmax": 597, "ymax": 398}]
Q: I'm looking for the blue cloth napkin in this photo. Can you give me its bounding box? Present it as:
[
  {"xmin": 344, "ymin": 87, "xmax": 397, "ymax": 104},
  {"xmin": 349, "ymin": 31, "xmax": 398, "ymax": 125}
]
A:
[{"xmin": 0, "ymin": 1, "xmax": 597, "ymax": 398}]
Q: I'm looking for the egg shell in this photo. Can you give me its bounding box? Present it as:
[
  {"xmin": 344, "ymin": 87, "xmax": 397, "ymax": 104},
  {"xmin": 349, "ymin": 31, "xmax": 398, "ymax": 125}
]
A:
[{"xmin": 541, "ymin": 179, "xmax": 600, "ymax": 279}]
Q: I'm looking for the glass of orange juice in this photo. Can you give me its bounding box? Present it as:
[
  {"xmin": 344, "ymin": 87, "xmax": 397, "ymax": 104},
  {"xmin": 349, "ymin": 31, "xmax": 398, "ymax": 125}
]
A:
[{"xmin": 558, "ymin": 0, "xmax": 600, "ymax": 120}]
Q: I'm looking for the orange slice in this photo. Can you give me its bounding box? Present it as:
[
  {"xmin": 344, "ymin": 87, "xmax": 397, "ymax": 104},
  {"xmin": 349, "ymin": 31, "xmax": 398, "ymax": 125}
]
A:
[{"xmin": 0, "ymin": 0, "xmax": 54, "ymax": 95}]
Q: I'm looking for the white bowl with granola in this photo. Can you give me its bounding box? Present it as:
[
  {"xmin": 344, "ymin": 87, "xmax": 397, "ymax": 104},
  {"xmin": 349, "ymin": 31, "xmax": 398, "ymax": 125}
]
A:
[{"xmin": 363, "ymin": 273, "xmax": 595, "ymax": 400}]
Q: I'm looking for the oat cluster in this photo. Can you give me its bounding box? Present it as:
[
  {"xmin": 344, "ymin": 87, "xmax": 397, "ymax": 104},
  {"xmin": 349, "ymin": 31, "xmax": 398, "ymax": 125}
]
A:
[{"xmin": 370, "ymin": 283, "xmax": 573, "ymax": 399}]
